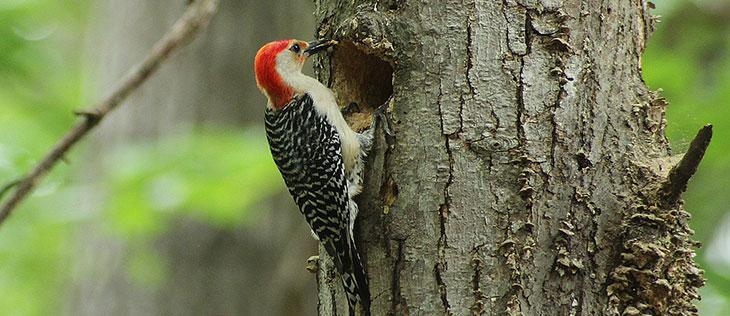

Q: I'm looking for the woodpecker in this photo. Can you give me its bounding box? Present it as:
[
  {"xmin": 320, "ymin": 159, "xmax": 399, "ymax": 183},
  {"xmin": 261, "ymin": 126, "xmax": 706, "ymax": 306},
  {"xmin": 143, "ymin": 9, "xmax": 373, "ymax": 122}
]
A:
[{"xmin": 254, "ymin": 39, "xmax": 372, "ymax": 315}]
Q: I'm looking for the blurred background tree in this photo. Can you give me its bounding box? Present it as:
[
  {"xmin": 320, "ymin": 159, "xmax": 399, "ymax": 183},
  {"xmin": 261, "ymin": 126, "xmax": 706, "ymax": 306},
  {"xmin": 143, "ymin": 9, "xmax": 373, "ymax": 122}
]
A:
[
  {"xmin": 0, "ymin": 0, "xmax": 727, "ymax": 315},
  {"xmin": 1, "ymin": 0, "xmax": 318, "ymax": 315}
]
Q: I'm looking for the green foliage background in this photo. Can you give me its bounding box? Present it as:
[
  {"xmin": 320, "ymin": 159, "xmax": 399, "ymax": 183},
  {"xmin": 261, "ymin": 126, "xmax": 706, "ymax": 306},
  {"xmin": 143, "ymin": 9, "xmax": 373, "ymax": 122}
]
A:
[
  {"xmin": 0, "ymin": 1, "xmax": 282, "ymax": 314},
  {"xmin": 1, "ymin": 1, "xmax": 87, "ymax": 314},
  {"xmin": 642, "ymin": 1, "xmax": 730, "ymax": 314},
  {"xmin": 0, "ymin": 0, "xmax": 728, "ymax": 314}
]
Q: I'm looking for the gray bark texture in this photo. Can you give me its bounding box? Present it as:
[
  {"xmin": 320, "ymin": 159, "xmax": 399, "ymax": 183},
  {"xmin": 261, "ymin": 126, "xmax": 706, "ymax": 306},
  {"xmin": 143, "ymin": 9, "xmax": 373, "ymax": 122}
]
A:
[{"xmin": 313, "ymin": 0, "xmax": 705, "ymax": 315}]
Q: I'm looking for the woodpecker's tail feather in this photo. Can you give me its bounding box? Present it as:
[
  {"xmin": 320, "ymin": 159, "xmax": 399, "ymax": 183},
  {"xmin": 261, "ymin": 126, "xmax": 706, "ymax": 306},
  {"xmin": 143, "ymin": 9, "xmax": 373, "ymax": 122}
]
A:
[
  {"xmin": 324, "ymin": 233, "xmax": 370, "ymax": 315},
  {"xmin": 341, "ymin": 237, "xmax": 371, "ymax": 316}
]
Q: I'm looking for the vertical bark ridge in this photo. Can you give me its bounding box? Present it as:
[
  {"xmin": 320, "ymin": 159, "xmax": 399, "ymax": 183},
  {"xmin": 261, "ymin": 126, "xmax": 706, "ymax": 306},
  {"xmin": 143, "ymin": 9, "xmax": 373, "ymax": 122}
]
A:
[{"xmin": 436, "ymin": 81, "xmax": 454, "ymax": 315}]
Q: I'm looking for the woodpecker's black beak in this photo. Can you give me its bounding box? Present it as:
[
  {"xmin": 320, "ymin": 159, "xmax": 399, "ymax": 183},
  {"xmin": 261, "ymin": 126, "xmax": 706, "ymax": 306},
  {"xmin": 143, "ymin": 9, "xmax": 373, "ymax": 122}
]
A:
[{"xmin": 304, "ymin": 39, "xmax": 338, "ymax": 55}]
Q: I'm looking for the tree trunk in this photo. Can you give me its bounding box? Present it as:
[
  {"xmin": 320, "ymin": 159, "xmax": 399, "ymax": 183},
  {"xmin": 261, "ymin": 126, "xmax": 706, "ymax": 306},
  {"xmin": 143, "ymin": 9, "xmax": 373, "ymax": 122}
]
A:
[{"xmin": 313, "ymin": 0, "xmax": 705, "ymax": 315}]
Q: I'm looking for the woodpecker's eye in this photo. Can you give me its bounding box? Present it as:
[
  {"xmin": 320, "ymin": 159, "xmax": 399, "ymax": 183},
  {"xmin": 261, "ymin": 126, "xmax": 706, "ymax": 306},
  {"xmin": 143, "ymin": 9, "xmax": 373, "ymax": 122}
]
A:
[{"xmin": 290, "ymin": 43, "xmax": 301, "ymax": 53}]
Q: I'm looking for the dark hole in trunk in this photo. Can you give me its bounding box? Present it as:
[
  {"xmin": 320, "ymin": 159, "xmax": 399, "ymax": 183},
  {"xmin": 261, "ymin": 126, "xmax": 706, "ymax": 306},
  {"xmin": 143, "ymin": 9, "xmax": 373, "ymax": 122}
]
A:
[{"xmin": 331, "ymin": 42, "xmax": 393, "ymax": 131}]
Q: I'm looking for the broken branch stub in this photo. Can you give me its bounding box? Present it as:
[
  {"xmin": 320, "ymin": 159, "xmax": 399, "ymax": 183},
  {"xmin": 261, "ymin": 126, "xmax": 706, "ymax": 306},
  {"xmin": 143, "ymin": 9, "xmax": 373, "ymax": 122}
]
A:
[{"xmin": 658, "ymin": 124, "xmax": 713, "ymax": 206}]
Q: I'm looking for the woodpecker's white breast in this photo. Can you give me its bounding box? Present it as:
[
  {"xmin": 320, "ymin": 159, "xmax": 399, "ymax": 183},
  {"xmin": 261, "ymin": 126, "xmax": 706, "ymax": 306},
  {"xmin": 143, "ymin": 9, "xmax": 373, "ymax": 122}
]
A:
[{"xmin": 275, "ymin": 54, "xmax": 360, "ymax": 173}]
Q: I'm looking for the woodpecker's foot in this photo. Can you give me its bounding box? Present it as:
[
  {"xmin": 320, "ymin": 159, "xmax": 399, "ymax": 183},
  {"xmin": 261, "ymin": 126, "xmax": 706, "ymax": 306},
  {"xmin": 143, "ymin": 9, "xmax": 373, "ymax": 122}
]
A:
[
  {"xmin": 374, "ymin": 98, "xmax": 394, "ymax": 137},
  {"xmin": 341, "ymin": 102, "xmax": 362, "ymax": 116},
  {"xmin": 306, "ymin": 255, "xmax": 320, "ymax": 273}
]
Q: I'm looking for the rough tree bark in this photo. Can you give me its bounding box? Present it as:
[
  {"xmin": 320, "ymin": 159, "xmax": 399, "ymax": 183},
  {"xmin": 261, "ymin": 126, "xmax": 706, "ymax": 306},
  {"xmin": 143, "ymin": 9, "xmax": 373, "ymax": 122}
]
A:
[{"xmin": 313, "ymin": 0, "xmax": 705, "ymax": 315}]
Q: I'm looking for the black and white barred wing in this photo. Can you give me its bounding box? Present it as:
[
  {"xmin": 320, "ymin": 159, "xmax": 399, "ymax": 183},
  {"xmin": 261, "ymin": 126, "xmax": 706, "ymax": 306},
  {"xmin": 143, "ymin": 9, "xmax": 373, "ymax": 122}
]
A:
[
  {"xmin": 264, "ymin": 94, "xmax": 350, "ymax": 268},
  {"xmin": 264, "ymin": 94, "xmax": 371, "ymax": 315}
]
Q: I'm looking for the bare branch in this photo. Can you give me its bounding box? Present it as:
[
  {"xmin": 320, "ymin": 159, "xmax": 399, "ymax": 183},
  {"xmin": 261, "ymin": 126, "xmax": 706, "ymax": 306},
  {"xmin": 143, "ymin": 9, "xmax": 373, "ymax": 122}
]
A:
[
  {"xmin": 0, "ymin": 0, "xmax": 219, "ymax": 228},
  {"xmin": 658, "ymin": 124, "xmax": 713, "ymax": 206}
]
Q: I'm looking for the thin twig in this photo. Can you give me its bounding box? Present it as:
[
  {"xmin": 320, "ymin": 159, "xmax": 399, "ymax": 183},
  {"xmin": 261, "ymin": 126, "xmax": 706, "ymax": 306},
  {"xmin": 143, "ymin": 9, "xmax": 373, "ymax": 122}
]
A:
[
  {"xmin": 658, "ymin": 124, "xmax": 713, "ymax": 206},
  {"xmin": 0, "ymin": 0, "xmax": 219, "ymax": 228}
]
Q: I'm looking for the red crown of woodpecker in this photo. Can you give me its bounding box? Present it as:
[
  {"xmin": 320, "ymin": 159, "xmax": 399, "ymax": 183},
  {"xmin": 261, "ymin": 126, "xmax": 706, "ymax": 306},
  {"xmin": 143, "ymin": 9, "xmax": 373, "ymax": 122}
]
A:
[{"xmin": 254, "ymin": 39, "xmax": 294, "ymax": 108}]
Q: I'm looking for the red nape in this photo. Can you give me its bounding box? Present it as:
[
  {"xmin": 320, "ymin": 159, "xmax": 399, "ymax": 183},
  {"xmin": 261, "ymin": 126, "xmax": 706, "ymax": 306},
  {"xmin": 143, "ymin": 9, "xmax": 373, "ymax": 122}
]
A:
[{"xmin": 255, "ymin": 40, "xmax": 294, "ymax": 108}]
